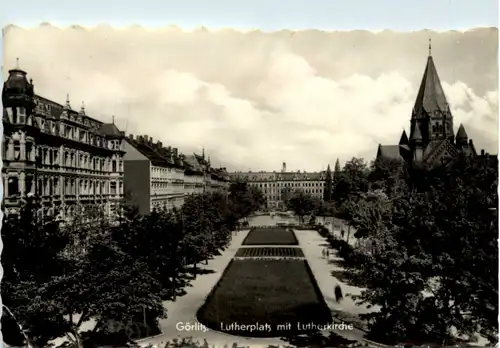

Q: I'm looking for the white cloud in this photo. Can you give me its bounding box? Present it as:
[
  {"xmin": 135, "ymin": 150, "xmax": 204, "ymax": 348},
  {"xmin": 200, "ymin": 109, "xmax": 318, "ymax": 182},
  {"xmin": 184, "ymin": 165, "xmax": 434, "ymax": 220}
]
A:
[{"xmin": 3, "ymin": 26, "xmax": 498, "ymax": 171}]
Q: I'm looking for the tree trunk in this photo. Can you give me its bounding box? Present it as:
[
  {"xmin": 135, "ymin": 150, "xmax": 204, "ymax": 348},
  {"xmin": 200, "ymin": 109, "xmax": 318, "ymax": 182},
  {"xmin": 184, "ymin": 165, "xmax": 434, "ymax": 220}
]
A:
[{"xmin": 347, "ymin": 225, "xmax": 351, "ymax": 244}]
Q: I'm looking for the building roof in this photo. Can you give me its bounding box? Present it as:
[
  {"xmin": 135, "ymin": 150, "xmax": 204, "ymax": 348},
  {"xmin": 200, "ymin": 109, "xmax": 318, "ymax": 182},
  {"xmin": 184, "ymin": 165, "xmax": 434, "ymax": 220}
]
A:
[
  {"xmin": 125, "ymin": 137, "xmax": 179, "ymax": 168},
  {"xmin": 413, "ymin": 54, "xmax": 450, "ymax": 118},
  {"xmin": 229, "ymin": 171, "xmax": 326, "ymax": 182},
  {"xmin": 399, "ymin": 130, "xmax": 409, "ymax": 145},
  {"xmin": 456, "ymin": 123, "xmax": 468, "ymax": 140},
  {"xmin": 410, "ymin": 122, "xmax": 423, "ymax": 141},
  {"xmin": 377, "ymin": 145, "xmax": 403, "ymax": 160},
  {"xmin": 100, "ymin": 123, "xmax": 124, "ymax": 138},
  {"xmin": 183, "ymin": 154, "xmax": 204, "ymax": 174}
]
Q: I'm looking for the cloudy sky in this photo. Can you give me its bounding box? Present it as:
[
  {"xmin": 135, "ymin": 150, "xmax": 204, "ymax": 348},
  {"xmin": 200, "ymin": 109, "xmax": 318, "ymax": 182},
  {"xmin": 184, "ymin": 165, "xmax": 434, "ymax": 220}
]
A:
[{"xmin": 3, "ymin": 26, "xmax": 498, "ymax": 171}]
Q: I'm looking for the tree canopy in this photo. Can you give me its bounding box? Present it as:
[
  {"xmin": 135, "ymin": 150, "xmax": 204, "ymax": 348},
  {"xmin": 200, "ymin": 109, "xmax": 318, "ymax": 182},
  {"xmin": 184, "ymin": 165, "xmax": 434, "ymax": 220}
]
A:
[
  {"xmin": 341, "ymin": 156, "xmax": 499, "ymax": 345},
  {"xmin": 332, "ymin": 157, "xmax": 370, "ymax": 206},
  {"xmin": 2, "ymin": 183, "xmax": 262, "ymax": 347},
  {"xmin": 286, "ymin": 190, "xmax": 322, "ymax": 223}
]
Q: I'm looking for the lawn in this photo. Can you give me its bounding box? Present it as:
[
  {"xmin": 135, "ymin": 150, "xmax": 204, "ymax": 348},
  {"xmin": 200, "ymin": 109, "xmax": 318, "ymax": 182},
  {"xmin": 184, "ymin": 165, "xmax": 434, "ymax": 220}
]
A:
[
  {"xmin": 197, "ymin": 259, "xmax": 332, "ymax": 338},
  {"xmin": 242, "ymin": 228, "xmax": 298, "ymax": 246},
  {"xmin": 235, "ymin": 247, "xmax": 304, "ymax": 258}
]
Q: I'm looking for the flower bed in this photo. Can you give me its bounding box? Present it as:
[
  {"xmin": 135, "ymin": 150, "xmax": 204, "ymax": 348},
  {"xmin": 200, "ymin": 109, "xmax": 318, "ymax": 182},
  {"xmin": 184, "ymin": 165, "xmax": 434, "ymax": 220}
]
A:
[
  {"xmin": 196, "ymin": 259, "xmax": 332, "ymax": 338},
  {"xmin": 235, "ymin": 247, "xmax": 304, "ymax": 258},
  {"xmin": 242, "ymin": 228, "xmax": 298, "ymax": 245}
]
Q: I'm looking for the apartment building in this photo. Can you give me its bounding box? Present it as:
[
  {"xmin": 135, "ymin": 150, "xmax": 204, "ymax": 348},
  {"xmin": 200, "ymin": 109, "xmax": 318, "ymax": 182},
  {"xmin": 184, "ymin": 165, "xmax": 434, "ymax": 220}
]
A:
[
  {"xmin": 229, "ymin": 162, "xmax": 327, "ymax": 209},
  {"xmin": 2, "ymin": 66, "xmax": 125, "ymax": 220},
  {"xmin": 123, "ymin": 135, "xmax": 229, "ymax": 215}
]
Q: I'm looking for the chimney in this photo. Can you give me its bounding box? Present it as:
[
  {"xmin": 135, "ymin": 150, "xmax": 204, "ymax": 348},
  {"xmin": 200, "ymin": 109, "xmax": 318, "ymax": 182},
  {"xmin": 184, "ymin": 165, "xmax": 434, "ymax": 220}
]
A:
[
  {"xmin": 137, "ymin": 135, "xmax": 142, "ymax": 142},
  {"xmin": 128, "ymin": 134, "xmax": 134, "ymax": 140},
  {"xmin": 149, "ymin": 136, "xmax": 153, "ymax": 144},
  {"xmin": 282, "ymin": 162, "xmax": 286, "ymax": 172},
  {"xmin": 481, "ymin": 149, "xmax": 485, "ymax": 156},
  {"xmin": 157, "ymin": 141, "xmax": 163, "ymax": 148},
  {"xmin": 173, "ymin": 148, "xmax": 178, "ymax": 157},
  {"xmin": 143, "ymin": 135, "xmax": 149, "ymax": 143}
]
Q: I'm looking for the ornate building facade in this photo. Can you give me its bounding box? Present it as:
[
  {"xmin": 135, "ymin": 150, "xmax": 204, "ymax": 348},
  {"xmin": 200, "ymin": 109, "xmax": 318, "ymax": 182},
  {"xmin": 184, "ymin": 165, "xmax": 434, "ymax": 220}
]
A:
[
  {"xmin": 123, "ymin": 135, "xmax": 229, "ymax": 215},
  {"xmin": 376, "ymin": 43, "xmax": 478, "ymax": 166},
  {"xmin": 2, "ymin": 66, "xmax": 125, "ymax": 220},
  {"xmin": 229, "ymin": 162, "xmax": 329, "ymax": 209}
]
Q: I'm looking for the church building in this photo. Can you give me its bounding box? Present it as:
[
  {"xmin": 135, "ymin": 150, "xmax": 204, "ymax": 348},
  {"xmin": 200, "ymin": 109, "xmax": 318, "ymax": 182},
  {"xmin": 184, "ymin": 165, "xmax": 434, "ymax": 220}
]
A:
[{"xmin": 376, "ymin": 41, "xmax": 477, "ymax": 166}]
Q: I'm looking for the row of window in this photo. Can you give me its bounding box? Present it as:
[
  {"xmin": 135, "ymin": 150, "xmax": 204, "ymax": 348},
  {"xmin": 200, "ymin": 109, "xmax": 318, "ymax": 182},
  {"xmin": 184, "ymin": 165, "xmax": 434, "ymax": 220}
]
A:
[
  {"xmin": 262, "ymin": 187, "xmax": 324, "ymax": 195},
  {"xmin": 6, "ymin": 107, "xmax": 121, "ymax": 150},
  {"xmin": 3, "ymin": 141, "xmax": 123, "ymax": 172},
  {"xmin": 251, "ymin": 181, "xmax": 325, "ymax": 188},
  {"xmin": 5, "ymin": 175, "xmax": 123, "ymax": 197}
]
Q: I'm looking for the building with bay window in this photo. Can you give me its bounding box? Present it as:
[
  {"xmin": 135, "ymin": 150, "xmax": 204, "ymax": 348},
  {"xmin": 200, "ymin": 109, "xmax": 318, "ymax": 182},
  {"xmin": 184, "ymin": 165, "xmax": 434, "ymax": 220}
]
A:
[{"xmin": 2, "ymin": 66, "xmax": 125, "ymax": 219}]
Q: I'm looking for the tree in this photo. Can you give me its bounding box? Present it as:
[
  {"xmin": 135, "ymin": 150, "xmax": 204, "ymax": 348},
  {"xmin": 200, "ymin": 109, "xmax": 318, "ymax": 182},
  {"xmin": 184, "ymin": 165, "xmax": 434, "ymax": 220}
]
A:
[
  {"xmin": 2, "ymin": 201, "xmax": 167, "ymax": 348},
  {"xmin": 112, "ymin": 208, "xmax": 191, "ymax": 302},
  {"xmin": 2, "ymin": 197, "xmax": 71, "ymax": 347},
  {"xmin": 249, "ymin": 185, "xmax": 266, "ymax": 211},
  {"xmin": 346, "ymin": 156, "xmax": 498, "ymax": 345},
  {"xmin": 315, "ymin": 201, "xmax": 336, "ymax": 223},
  {"xmin": 228, "ymin": 180, "xmax": 265, "ymax": 221},
  {"xmin": 323, "ymin": 164, "xmax": 333, "ymax": 202},
  {"xmin": 286, "ymin": 191, "xmax": 319, "ymax": 224},
  {"xmin": 332, "ymin": 157, "xmax": 369, "ymax": 206},
  {"xmin": 368, "ymin": 157, "xmax": 405, "ymax": 196}
]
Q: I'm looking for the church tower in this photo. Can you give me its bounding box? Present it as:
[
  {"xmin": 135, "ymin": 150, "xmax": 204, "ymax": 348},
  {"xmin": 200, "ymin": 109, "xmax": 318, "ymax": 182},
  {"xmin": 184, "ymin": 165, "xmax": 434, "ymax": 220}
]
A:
[
  {"xmin": 376, "ymin": 41, "xmax": 478, "ymax": 166},
  {"xmin": 410, "ymin": 39, "xmax": 454, "ymax": 149}
]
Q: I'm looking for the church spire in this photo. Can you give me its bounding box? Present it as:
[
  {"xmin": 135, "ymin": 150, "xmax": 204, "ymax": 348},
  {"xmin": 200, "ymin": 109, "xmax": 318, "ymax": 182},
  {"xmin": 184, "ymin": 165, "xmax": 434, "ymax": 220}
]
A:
[
  {"xmin": 412, "ymin": 40, "xmax": 450, "ymax": 119},
  {"xmin": 456, "ymin": 123, "xmax": 468, "ymax": 141},
  {"xmin": 399, "ymin": 130, "xmax": 409, "ymax": 145}
]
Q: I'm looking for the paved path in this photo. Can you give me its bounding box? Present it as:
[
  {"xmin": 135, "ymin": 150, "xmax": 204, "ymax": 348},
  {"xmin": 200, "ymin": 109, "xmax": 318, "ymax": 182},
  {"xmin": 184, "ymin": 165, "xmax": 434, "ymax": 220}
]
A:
[
  {"xmin": 294, "ymin": 229, "xmax": 375, "ymax": 316},
  {"xmin": 138, "ymin": 229, "xmax": 289, "ymax": 348}
]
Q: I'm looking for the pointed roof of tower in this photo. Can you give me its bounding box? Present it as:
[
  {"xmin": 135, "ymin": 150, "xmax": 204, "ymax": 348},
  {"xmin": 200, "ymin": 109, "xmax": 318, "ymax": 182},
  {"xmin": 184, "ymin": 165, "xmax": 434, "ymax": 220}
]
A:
[
  {"xmin": 411, "ymin": 122, "xmax": 423, "ymax": 142},
  {"xmin": 399, "ymin": 130, "xmax": 409, "ymax": 145},
  {"xmin": 456, "ymin": 123, "xmax": 468, "ymax": 140},
  {"xmin": 334, "ymin": 158, "xmax": 341, "ymax": 172},
  {"xmin": 326, "ymin": 164, "xmax": 331, "ymax": 172},
  {"xmin": 413, "ymin": 39, "xmax": 449, "ymax": 118}
]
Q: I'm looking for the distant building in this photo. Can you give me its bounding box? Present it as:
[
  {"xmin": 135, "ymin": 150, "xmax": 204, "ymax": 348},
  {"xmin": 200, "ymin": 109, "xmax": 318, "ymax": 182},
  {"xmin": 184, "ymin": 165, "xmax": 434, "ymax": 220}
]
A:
[
  {"xmin": 376, "ymin": 42, "xmax": 480, "ymax": 167},
  {"xmin": 123, "ymin": 135, "xmax": 229, "ymax": 215},
  {"xmin": 229, "ymin": 162, "xmax": 330, "ymax": 209},
  {"xmin": 2, "ymin": 66, "xmax": 125, "ymax": 220}
]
